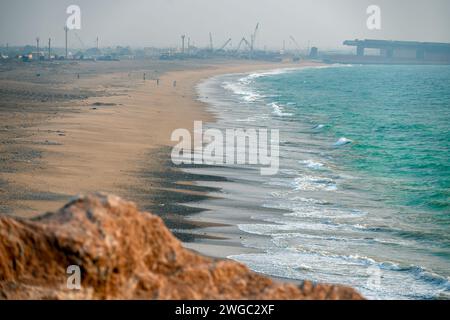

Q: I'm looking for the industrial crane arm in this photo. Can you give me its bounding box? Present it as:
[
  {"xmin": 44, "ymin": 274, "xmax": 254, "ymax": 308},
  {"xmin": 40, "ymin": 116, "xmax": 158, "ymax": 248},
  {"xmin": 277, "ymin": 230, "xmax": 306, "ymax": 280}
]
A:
[{"xmin": 219, "ymin": 38, "xmax": 232, "ymax": 51}]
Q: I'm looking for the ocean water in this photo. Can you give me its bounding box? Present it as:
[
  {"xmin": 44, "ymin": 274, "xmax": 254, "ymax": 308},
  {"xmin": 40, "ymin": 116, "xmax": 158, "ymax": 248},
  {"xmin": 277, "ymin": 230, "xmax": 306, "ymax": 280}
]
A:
[{"xmin": 196, "ymin": 64, "xmax": 450, "ymax": 300}]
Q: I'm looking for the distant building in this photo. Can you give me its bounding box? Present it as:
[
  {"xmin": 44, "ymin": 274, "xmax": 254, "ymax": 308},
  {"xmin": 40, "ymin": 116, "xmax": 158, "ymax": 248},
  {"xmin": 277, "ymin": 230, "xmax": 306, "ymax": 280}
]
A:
[{"xmin": 309, "ymin": 47, "xmax": 318, "ymax": 59}]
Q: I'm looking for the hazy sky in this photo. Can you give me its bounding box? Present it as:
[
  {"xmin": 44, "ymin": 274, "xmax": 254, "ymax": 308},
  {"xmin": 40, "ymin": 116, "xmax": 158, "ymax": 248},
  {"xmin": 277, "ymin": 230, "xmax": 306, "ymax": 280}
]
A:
[{"xmin": 1, "ymin": 0, "xmax": 449, "ymax": 50}]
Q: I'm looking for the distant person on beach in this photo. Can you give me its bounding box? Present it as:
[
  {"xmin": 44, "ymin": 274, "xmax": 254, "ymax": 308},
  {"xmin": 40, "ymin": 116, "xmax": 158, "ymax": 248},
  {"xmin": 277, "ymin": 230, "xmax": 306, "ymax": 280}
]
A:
[
  {"xmin": 156, "ymin": 79, "xmax": 160, "ymax": 86},
  {"xmin": 173, "ymin": 80, "xmax": 177, "ymax": 87}
]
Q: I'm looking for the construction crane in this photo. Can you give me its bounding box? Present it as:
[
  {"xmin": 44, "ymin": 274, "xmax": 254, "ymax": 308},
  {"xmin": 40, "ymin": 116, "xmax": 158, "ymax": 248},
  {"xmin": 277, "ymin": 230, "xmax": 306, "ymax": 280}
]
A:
[
  {"xmin": 289, "ymin": 35, "xmax": 303, "ymax": 61},
  {"xmin": 73, "ymin": 30, "xmax": 86, "ymax": 49},
  {"xmin": 218, "ymin": 38, "xmax": 232, "ymax": 51},
  {"xmin": 243, "ymin": 38, "xmax": 251, "ymax": 49},
  {"xmin": 236, "ymin": 37, "xmax": 251, "ymax": 52},
  {"xmin": 250, "ymin": 23, "xmax": 260, "ymax": 53},
  {"xmin": 289, "ymin": 35, "xmax": 301, "ymax": 52}
]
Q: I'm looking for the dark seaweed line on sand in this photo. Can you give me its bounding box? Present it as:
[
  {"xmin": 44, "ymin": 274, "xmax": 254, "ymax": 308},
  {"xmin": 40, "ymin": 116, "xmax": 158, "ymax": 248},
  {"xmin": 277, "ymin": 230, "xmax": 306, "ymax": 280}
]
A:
[{"xmin": 128, "ymin": 146, "xmax": 232, "ymax": 242}]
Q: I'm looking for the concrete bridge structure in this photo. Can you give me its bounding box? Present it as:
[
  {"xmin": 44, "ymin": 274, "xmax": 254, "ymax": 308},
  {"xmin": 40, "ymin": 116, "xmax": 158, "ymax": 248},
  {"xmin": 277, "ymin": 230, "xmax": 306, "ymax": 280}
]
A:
[{"xmin": 343, "ymin": 39, "xmax": 450, "ymax": 63}]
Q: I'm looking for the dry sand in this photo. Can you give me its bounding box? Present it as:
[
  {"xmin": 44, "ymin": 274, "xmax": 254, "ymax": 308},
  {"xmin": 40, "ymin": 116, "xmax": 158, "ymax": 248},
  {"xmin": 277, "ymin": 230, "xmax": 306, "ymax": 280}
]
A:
[{"xmin": 0, "ymin": 59, "xmax": 321, "ymax": 218}]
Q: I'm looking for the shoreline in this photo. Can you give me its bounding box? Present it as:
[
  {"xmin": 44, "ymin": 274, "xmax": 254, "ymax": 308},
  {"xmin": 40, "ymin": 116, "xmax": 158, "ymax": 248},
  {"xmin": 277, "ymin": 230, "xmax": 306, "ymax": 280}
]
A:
[
  {"xmin": 1, "ymin": 59, "xmax": 320, "ymax": 218},
  {"xmin": 174, "ymin": 63, "xmax": 328, "ymax": 258},
  {"xmin": 0, "ymin": 58, "xmax": 326, "ymax": 288}
]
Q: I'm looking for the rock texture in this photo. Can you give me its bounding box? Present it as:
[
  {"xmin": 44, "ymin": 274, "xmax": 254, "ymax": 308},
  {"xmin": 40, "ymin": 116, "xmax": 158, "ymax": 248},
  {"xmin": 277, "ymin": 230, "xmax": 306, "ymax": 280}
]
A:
[{"xmin": 0, "ymin": 193, "xmax": 363, "ymax": 300}]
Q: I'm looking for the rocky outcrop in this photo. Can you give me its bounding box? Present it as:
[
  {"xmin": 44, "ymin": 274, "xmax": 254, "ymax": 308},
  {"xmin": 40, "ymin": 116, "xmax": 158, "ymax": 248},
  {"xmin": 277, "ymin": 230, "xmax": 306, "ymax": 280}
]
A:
[{"xmin": 0, "ymin": 193, "xmax": 363, "ymax": 300}]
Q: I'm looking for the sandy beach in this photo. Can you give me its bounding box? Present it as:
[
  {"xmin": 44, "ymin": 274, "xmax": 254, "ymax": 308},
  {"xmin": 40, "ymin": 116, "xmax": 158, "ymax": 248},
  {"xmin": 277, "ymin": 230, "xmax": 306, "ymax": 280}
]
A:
[{"xmin": 0, "ymin": 59, "xmax": 320, "ymax": 220}]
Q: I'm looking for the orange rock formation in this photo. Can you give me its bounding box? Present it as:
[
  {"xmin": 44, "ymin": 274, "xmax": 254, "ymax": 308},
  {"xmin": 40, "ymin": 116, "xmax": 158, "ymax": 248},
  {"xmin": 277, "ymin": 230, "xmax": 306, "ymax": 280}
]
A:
[{"xmin": 0, "ymin": 193, "xmax": 363, "ymax": 300}]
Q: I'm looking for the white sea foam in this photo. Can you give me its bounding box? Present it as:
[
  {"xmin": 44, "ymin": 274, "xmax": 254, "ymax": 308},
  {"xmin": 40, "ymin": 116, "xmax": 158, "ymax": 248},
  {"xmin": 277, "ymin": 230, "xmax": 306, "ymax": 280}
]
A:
[
  {"xmin": 244, "ymin": 64, "xmax": 351, "ymax": 81},
  {"xmin": 267, "ymin": 193, "xmax": 328, "ymax": 205},
  {"xmin": 238, "ymin": 216, "xmax": 361, "ymax": 238},
  {"xmin": 228, "ymin": 249, "xmax": 450, "ymax": 300},
  {"xmin": 235, "ymin": 117, "xmax": 257, "ymax": 122},
  {"xmin": 301, "ymin": 159, "xmax": 325, "ymax": 170},
  {"xmin": 292, "ymin": 175, "xmax": 337, "ymax": 191},
  {"xmin": 245, "ymin": 68, "xmax": 299, "ymax": 80},
  {"xmin": 222, "ymin": 81, "xmax": 262, "ymax": 102},
  {"xmin": 295, "ymin": 263, "xmax": 313, "ymax": 271},
  {"xmin": 270, "ymin": 102, "xmax": 293, "ymax": 117},
  {"xmin": 334, "ymin": 137, "xmax": 353, "ymax": 147}
]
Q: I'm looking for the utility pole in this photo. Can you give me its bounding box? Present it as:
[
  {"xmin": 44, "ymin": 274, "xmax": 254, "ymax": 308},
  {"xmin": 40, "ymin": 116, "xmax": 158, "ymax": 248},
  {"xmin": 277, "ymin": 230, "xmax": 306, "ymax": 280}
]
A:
[
  {"xmin": 36, "ymin": 37, "xmax": 40, "ymax": 59},
  {"xmin": 209, "ymin": 32, "xmax": 213, "ymax": 51},
  {"xmin": 64, "ymin": 26, "xmax": 69, "ymax": 59},
  {"xmin": 48, "ymin": 38, "xmax": 51, "ymax": 60},
  {"xmin": 181, "ymin": 35, "xmax": 186, "ymax": 54}
]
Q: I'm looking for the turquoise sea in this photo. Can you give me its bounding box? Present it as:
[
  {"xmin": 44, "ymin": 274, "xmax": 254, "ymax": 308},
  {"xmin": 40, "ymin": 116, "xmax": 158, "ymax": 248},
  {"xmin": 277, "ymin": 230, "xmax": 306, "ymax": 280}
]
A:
[{"xmin": 196, "ymin": 64, "xmax": 450, "ymax": 299}]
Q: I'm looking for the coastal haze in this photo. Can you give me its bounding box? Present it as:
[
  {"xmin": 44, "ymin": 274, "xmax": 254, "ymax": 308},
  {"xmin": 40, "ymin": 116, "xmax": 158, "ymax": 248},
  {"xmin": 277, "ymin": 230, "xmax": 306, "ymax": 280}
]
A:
[
  {"xmin": 0, "ymin": 0, "xmax": 449, "ymax": 302},
  {"xmin": 1, "ymin": 0, "xmax": 450, "ymax": 49}
]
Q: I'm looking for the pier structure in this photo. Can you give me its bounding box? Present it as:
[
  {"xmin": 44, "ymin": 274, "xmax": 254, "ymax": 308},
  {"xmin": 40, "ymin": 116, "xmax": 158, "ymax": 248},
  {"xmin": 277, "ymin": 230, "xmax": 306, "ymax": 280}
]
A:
[{"xmin": 343, "ymin": 39, "xmax": 450, "ymax": 63}]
